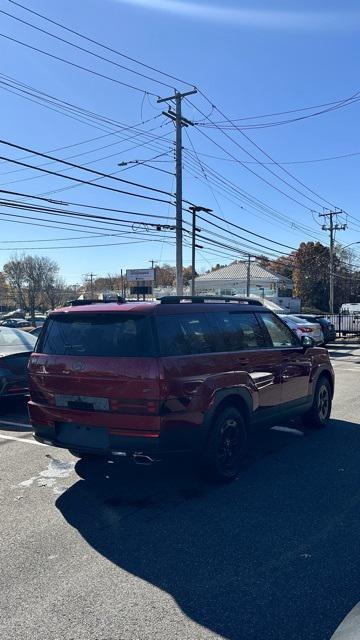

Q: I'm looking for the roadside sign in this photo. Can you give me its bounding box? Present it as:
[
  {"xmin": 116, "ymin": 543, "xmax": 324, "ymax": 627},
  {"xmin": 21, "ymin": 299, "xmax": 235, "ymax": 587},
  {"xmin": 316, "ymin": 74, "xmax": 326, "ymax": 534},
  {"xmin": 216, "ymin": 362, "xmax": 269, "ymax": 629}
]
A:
[
  {"xmin": 130, "ymin": 286, "xmax": 152, "ymax": 295},
  {"xmin": 126, "ymin": 268, "xmax": 154, "ymax": 282}
]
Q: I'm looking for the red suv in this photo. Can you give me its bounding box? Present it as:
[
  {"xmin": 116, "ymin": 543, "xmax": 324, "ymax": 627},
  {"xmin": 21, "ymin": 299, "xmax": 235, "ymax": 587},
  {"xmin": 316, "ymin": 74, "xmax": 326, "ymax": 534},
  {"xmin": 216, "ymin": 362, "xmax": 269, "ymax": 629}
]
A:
[{"xmin": 28, "ymin": 296, "xmax": 334, "ymax": 481}]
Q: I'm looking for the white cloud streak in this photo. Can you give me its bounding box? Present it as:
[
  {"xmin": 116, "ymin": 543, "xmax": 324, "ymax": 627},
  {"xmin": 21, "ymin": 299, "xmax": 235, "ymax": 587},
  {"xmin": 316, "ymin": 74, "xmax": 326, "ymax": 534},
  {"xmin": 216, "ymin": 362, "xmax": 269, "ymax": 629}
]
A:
[{"xmin": 115, "ymin": 0, "xmax": 360, "ymax": 31}]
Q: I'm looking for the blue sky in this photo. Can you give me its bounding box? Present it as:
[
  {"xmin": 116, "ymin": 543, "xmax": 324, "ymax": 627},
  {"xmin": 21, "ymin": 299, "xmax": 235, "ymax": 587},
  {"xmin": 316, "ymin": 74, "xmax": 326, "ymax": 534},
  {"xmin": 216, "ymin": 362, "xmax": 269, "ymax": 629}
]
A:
[{"xmin": 0, "ymin": 0, "xmax": 359, "ymax": 283}]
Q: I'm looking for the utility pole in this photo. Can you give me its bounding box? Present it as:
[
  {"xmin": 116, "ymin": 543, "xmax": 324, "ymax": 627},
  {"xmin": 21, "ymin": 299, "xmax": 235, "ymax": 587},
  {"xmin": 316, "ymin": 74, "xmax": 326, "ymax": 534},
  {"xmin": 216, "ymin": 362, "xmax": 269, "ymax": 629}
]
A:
[
  {"xmin": 84, "ymin": 272, "xmax": 96, "ymax": 298},
  {"xmin": 246, "ymin": 255, "xmax": 251, "ymax": 297},
  {"xmin": 158, "ymin": 89, "xmax": 197, "ymax": 295},
  {"xmin": 120, "ymin": 268, "xmax": 125, "ymax": 298},
  {"xmin": 319, "ymin": 210, "xmax": 346, "ymax": 313},
  {"xmin": 191, "ymin": 208, "xmax": 196, "ymax": 296},
  {"xmin": 189, "ymin": 205, "xmax": 212, "ymax": 296},
  {"xmin": 149, "ymin": 260, "xmax": 158, "ymax": 287}
]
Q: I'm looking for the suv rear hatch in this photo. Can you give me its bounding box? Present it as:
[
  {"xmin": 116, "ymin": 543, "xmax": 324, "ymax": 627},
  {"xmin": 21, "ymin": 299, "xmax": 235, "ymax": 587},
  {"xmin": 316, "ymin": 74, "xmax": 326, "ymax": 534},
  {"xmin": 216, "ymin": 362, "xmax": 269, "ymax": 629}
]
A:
[{"xmin": 28, "ymin": 311, "xmax": 160, "ymax": 441}]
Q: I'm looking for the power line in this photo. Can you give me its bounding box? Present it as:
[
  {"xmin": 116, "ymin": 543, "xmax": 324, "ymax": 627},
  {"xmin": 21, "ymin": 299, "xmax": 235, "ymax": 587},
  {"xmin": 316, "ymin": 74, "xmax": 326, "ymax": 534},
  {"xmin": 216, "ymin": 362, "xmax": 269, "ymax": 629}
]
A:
[
  {"xmin": 194, "ymin": 91, "xmax": 358, "ymax": 224},
  {"xmin": 198, "ymin": 97, "xmax": 360, "ymax": 130},
  {"xmin": 183, "ymin": 144, "xmax": 325, "ymax": 240},
  {"xmin": 193, "ymin": 221, "xmax": 292, "ymax": 256},
  {"xmin": 194, "ymin": 211, "xmax": 296, "ymax": 251},
  {"xmin": 0, "ymin": 237, "xmax": 175, "ymax": 251},
  {"xmin": 0, "ymin": 73, "xmax": 174, "ymax": 148},
  {"xmin": 0, "ymin": 199, "xmax": 176, "ymax": 229},
  {"xmin": 0, "ymin": 209, "xmax": 173, "ymax": 237},
  {"xmin": 189, "ymin": 98, "xmax": 333, "ymax": 212},
  {"xmin": 202, "ymin": 94, "xmax": 360, "ymax": 123},
  {"xmin": 9, "ymin": 0, "xmax": 195, "ymax": 89},
  {"xmin": 0, "ymin": 154, "xmax": 174, "ymax": 205},
  {"xmin": 0, "ymin": 117, "xmax": 166, "ymax": 176},
  {"xmin": 0, "ymin": 32, "xmax": 160, "ymax": 97},
  {"xmin": 1, "ymin": 6, "xmax": 176, "ymax": 90},
  {"xmin": 0, "ymin": 189, "xmax": 174, "ymax": 219},
  {"xmin": 184, "ymin": 161, "xmax": 322, "ymax": 243},
  {"xmin": 182, "ymin": 148, "xmax": 360, "ymax": 166},
  {"xmin": 31, "ymin": 133, "xmax": 174, "ymax": 199},
  {"xmin": 0, "ymin": 219, "xmax": 176, "ymax": 244},
  {"xmin": 0, "ymin": 142, "xmax": 173, "ymax": 188},
  {"xmin": 202, "ymin": 97, "xmax": 338, "ymax": 210},
  {"xmin": 183, "ymin": 130, "xmax": 299, "ymax": 250},
  {"xmin": 188, "ymin": 112, "xmax": 322, "ymax": 213},
  {"xmin": 0, "ymin": 138, "xmax": 174, "ymax": 197}
]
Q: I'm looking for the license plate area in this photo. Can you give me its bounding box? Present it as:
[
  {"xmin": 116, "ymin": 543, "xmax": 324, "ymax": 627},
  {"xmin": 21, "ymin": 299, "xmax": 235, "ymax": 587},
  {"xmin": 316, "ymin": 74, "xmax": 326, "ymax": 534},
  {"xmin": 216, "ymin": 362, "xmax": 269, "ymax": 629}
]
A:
[
  {"xmin": 55, "ymin": 394, "xmax": 109, "ymax": 412},
  {"xmin": 56, "ymin": 423, "xmax": 109, "ymax": 448}
]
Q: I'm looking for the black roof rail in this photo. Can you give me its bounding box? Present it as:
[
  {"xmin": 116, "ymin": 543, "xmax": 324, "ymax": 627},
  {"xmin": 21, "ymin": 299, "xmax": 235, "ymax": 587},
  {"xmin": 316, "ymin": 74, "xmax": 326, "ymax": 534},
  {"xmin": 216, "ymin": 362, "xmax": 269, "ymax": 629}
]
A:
[
  {"xmin": 158, "ymin": 295, "xmax": 263, "ymax": 306},
  {"xmin": 67, "ymin": 296, "xmax": 126, "ymax": 307}
]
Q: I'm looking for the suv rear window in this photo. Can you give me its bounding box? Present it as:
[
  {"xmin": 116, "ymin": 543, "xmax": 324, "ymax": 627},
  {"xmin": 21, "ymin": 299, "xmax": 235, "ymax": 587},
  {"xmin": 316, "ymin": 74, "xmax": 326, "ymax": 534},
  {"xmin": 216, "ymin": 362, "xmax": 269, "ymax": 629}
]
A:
[{"xmin": 37, "ymin": 313, "xmax": 155, "ymax": 357}]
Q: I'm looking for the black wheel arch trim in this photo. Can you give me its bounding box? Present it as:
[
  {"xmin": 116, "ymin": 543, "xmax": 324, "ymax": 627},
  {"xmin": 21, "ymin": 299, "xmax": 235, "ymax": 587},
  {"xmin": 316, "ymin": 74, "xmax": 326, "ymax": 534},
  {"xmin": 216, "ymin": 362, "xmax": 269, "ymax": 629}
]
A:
[
  {"xmin": 312, "ymin": 366, "xmax": 334, "ymax": 398},
  {"xmin": 201, "ymin": 387, "xmax": 253, "ymax": 447}
]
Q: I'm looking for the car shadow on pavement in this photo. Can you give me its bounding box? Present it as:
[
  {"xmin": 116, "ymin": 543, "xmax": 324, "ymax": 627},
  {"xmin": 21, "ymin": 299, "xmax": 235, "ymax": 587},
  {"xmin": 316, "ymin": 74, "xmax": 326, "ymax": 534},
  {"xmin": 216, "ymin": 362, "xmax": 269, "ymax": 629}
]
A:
[{"xmin": 56, "ymin": 420, "xmax": 360, "ymax": 640}]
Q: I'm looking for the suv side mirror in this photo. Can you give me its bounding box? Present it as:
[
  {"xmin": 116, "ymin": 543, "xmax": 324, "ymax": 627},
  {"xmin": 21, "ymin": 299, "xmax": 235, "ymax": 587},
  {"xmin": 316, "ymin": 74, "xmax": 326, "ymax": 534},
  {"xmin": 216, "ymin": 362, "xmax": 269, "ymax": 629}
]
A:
[{"xmin": 301, "ymin": 335, "xmax": 315, "ymax": 348}]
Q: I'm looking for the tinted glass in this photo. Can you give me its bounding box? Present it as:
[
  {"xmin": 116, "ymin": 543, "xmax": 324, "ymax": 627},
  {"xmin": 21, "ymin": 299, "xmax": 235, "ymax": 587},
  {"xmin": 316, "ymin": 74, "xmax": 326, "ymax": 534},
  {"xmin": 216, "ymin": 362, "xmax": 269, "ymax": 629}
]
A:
[
  {"xmin": 0, "ymin": 327, "xmax": 36, "ymax": 349},
  {"xmin": 37, "ymin": 313, "xmax": 155, "ymax": 357},
  {"xmin": 261, "ymin": 314, "xmax": 299, "ymax": 347},
  {"xmin": 157, "ymin": 313, "xmax": 214, "ymax": 356},
  {"xmin": 208, "ymin": 311, "xmax": 266, "ymax": 352}
]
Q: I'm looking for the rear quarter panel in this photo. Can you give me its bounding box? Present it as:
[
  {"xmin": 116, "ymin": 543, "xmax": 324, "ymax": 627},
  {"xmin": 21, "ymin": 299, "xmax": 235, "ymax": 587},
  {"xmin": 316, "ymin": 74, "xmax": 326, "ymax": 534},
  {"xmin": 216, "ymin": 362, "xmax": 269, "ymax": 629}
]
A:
[
  {"xmin": 307, "ymin": 347, "xmax": 334, "ymax": 396},
  {"xmin": 158, "ymin": 353, "xmax": 260, "ymax": 449}
]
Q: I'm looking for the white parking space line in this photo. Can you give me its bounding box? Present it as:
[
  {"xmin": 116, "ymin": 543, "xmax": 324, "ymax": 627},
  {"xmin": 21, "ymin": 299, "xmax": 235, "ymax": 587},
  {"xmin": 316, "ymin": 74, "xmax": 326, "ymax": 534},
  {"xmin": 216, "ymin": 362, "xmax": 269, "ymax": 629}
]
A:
[
  {"xmin": 0, "ymin": 434, "xmax": 45, "ymax": 446},
  {"xmin": 0, "ymin": 420, "xmax": 31, "ymax": 429}
]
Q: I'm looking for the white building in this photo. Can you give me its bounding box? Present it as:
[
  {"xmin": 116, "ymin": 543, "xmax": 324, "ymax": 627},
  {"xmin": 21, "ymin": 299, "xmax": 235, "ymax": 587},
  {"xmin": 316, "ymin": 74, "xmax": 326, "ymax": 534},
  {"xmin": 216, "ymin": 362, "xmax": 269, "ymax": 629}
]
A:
[{"xmin": 194, "ymin": 261, "xmax": 300, "ymax": 311}]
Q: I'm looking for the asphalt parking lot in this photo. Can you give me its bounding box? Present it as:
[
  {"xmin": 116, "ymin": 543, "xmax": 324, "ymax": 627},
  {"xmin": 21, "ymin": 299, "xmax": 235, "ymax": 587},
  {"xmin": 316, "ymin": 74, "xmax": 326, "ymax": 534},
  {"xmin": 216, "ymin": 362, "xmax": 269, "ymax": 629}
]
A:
[{"xmin": 1, "ymin": 343, "xmax": 360, "ymax": 640}]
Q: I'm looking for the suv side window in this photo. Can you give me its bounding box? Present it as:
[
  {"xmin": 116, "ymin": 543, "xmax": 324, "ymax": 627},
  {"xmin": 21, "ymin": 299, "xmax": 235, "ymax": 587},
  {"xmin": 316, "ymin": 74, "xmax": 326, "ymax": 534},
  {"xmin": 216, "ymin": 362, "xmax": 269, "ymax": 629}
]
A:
[
  {"xmin": 157, "ymin": 313, "xmax": 214, "ymax": 356},
  {"xmin": 207, "ymin": 311, "xmax": 267, "ymax": 352},
  {"xmin": 260, "ymin": 313, "xmax": 299, "ymax": 348}
]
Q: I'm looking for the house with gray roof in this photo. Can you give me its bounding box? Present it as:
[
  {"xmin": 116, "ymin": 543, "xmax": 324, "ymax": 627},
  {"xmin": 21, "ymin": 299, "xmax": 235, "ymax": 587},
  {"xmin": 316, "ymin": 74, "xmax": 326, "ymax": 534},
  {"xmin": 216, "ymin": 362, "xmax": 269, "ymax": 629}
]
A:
[{"xmin": 195, "ymin": 261, "xmax": 299, "ymax": 310}]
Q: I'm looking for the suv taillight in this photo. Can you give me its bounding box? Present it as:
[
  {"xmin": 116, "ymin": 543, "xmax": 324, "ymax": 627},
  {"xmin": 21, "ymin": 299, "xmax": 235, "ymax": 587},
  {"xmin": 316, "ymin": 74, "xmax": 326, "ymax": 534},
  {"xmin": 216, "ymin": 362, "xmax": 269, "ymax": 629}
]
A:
[{"xmin": 298, "ymin": 327, "xmax": 313, "ymax": 333}]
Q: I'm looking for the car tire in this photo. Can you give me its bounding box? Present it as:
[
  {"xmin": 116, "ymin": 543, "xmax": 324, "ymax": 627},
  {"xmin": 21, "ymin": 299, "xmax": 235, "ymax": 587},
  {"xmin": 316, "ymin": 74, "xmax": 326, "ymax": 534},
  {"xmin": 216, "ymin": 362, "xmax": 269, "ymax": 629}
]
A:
[
  {"xmin": 301, "ymin": 377, "xmax": 332, "ymax": 429},
  {"xmin": 203, "ymin": 407, "xmax": 248, "ymax": 482}
]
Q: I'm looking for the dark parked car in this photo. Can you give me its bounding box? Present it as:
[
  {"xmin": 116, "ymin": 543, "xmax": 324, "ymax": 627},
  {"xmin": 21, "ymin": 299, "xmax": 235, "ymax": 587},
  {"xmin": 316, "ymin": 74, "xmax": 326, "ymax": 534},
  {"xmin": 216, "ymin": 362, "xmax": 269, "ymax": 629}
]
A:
[
  {"xmin": 0, "ymin": 328, "xmax": 37, "ymax": 398},
  {"xmin": 0, "ymin": 318, "xmax": 31, "ymax": 329},
  {"xmin": 28, "ymin": 296, "xmax": 334, "ymax": 481},
  {"xmin": 25, "ymin": 315, "xmax": 46, "ymax": 328},
  {"xmin": 298, "ymin": 315, "xmax": 336, "ymax": 344}
]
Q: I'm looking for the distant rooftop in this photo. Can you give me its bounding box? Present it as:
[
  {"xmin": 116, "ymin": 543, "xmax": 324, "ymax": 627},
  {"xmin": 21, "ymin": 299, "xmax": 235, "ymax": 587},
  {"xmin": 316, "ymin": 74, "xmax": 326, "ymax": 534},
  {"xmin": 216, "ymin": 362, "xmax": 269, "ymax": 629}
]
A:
[{"xmin": 195, "ymin": 262, "xmax": 285, "ymax": 282}]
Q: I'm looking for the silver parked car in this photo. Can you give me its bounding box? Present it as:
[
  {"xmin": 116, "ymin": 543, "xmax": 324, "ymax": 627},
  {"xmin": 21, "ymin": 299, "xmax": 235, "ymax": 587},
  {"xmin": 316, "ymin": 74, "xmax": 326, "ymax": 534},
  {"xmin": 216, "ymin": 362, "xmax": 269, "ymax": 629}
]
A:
[
  {"xmin": 279, "ymin": 315, "xmax": 324, "ymax": 345},
  {"xmin": 0, "ymin": 328, "xmax": 37, "ymax": 398}
]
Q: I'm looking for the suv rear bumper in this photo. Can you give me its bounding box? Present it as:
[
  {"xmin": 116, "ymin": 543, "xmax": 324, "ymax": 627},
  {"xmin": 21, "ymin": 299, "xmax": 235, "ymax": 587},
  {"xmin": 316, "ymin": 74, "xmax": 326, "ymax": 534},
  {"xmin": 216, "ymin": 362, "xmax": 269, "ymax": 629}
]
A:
[
  {"xmin": 33, "ymin": 430, "xmax": 163, "ymax": 457},
  {"xmin": 28, "ymin": 401, "xmax": 202, "ymax": 457}
]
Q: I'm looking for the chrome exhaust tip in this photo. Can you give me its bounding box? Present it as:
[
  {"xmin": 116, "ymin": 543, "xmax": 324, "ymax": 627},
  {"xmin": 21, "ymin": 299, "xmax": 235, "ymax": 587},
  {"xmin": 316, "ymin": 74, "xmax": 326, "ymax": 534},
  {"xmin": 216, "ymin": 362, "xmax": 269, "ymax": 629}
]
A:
[{"xmin": 132, "ymin": 452, "xmax": 160, "ymax": 465}]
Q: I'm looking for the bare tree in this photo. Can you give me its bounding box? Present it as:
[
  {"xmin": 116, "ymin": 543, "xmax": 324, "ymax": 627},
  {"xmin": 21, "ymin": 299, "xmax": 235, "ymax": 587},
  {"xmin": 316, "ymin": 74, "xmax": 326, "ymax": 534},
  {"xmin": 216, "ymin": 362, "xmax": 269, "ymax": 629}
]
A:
[
  {"xmin": 42, "ymin": 276, "xmax": 70, "ymax": 310},
  {"xmin": 0, "ymin": 271, "xmax": 12, "ymax": 312},
  {"xmin": 3, "ymin": 256, "xmax": 26, "ymax": 311},
  {"xmin": 3, "ymin": 254, "xmax": 59, "ymax": 323}
]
